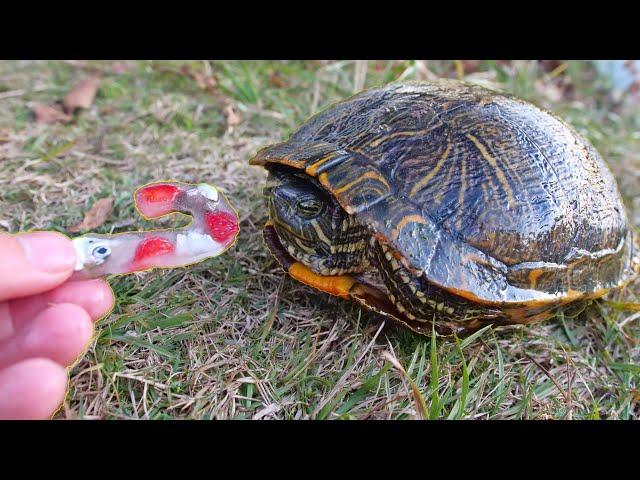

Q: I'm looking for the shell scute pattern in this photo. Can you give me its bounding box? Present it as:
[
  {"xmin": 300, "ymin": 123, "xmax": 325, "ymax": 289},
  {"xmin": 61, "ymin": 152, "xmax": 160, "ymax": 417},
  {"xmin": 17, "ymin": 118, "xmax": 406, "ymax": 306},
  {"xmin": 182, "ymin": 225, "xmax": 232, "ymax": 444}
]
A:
[{"xmin": 251, "ymin": 81, "xmax": 634, "ymax": 306}]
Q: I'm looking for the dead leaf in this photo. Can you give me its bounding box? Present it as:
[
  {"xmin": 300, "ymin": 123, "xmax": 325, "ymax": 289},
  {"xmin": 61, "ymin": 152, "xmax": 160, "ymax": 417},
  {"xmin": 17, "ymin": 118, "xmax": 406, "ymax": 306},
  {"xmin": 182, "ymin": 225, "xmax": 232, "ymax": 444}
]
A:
[
  {"xmin": 224, "ymin": 104, "xmax": 242, "ymax": 127},
  {"xmin": 33, "ymin": 103, "xmax": 72, "ymax": 124},
  {"xmin": 99, "ymin": 104, "xmax": 117, "ymax": 115},
  {"xmin": 372, "ymin": 61, "xmax": 387, "ymax": 72},
  {"xmin": 539, "ymin": 60, "xmax": 564, "ymax": 73},
  {"xmin": 269, "ymin": 71, "xmax": 289, "ymax": 89},
  {"xmin": 63, "ymin": 60, "xmax": 89, "ymax": 69},
  {"xmin": 179, "ymin": 64, "xmax": 217, "ymax": 94},
  {"xmin": 193, "ymin": 72, "xmax": 217, "ymax": 92},
  {"xmin": 68, "ymin": 197, "xmax": 114, "ymax": 232},
  {"xmin": 63, "ymin": 74, "xmax": 100, "ymax": 113},
  {"xmin": 203, "ymin": 75, "xmax": 217, "ymax": 93},
  {"xmin": 534, "ymin": 79, "xmax": 565, "ymax": 102},
  {"xmin": 110, "ymin": 62, "xmax": 130, "ymax": 75},
  {"xmin": 192, "ymin": 71, "xmax": 207, "ymax": 89},
  {"xmin": 460, "ymin": 60, "xmax": 481, "ymax": 73}
]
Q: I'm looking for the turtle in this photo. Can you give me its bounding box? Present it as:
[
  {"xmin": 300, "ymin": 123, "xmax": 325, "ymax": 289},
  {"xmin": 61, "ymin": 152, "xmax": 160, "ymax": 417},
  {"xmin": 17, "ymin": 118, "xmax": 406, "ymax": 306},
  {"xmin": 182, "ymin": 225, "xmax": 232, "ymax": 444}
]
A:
[{"xmin": 249, "ymin": 80, "xmax": 639, "ymax": 335}]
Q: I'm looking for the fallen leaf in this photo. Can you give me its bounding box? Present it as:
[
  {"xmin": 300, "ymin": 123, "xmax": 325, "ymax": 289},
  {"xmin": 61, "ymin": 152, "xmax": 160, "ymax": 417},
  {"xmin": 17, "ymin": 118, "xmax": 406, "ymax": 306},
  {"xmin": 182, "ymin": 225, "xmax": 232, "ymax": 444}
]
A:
[
  {"xmin": 63, "ymin": 74, "xmax": 100, "ymax": 113},
  {"xmin": 192, "ymin": 71, "xmax": 207, "ymax": 89},
  {"xmin": 372, "ymin": 61, "xmax": 387, "ymax": 72},
  {"xmin": 110, "ymin": 62, "xmax": 130, "ymax": 75},
  {"xmin": 224, "ymin": 104, "xmax": 242, "ymax": 127},
  {"xmin": 179, "ymin": 64, "xmax": 218, "ymax": 94},
  {"xmin": 33, "ymin": 103, "xmax": 72, "ymax": 124},
  {"xmin": 203, "ymin": 75, "xmax": 217, "ymax": 93},
  {"xmin": 99, "ymin": 104, "xmax": 117, "ymax": 115},
  {"xmin": 460, "ymin": 60, "xmax": 481, "ymax": 73},
  {"xmin": 268, "ymin": 71, "xmax": 289, "ymax": 88},
  {"xmin": 540, "ymin": 60, "xmax": 564, "ymax": 73},
  {"xmin": 63, "ymin": 60, "xmax": 89, "ymax": 69},
  {"xmin": 534, "ymin": 79, "xmax": 565, "ymax": 102},
  {"xmin": 68, "ymin": 197, "xmax": 114, "ymax": 232}
]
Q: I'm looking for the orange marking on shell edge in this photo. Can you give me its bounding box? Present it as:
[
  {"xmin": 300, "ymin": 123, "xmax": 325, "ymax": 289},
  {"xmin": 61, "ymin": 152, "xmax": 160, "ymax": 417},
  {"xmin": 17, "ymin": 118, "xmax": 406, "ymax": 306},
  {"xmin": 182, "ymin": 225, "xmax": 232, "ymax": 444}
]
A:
[
  {"xmin": 318, "ymin": 172, "xmax": 330, "ymax": 187},
  {"xmin": 566, "ymin": 287, "xmax": 608, "ymax": 302},
  {"xmin": 392, "ymin": 250, "xmax": 404, "ymax": 260},
  {"xmin": 332, "ymin": 171, "xmax": 390, "ymax": 195},
  {"xmin": 446, "ymin": 285, "xmax": 547, "ymax": 307},
  {"xmin": 305, "ymin": 153, "xmax": 336, "ymax": 176},
  {"xmin": 288, "ymin": 262, "xmax": 355, "ymax": 299},
  {"xmin": 391, "ymin": 214, "xmax": 428, "ymax": 240},
  {"xmin": 277, "ymin": 157, "xmax": 306, "ymax": 169},
  {"xmin": 528, "ymin": 269, "xmax": 544, "ymax": 289}
]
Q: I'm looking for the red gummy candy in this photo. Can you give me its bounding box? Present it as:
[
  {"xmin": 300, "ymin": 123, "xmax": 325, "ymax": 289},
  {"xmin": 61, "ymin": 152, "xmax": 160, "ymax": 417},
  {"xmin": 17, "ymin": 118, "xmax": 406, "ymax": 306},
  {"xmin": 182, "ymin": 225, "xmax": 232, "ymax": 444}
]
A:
[
  {"xmin": 136, "ymin": 184, "xmax": 181, "ymax": 218},
  {"xmin": 138, "ymin": 184, "xmax": 180, "ymax": 204},
  {"xmin": 133, "ymin": 237, "xmax": 175, "ymax": 264},
  {"xmin": 205, "ymin": 211, "xmax": 238, "ymax": 243}
]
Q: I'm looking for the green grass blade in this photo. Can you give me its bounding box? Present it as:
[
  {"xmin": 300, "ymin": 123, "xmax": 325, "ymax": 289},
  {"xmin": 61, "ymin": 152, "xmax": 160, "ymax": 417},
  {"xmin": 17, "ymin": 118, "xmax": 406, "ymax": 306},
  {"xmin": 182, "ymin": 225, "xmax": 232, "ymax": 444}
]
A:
[{"xmin": 428, "ymin": 323, "xmax": 441, "ymax": 419}]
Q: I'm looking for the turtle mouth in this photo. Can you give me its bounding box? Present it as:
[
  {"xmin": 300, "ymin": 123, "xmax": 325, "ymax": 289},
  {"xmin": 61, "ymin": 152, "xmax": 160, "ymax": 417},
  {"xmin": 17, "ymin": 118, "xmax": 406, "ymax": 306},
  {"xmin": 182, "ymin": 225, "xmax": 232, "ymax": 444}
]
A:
[{"xmin": 262, "ymin": 221, "xmax": 298, "ymax": 272}]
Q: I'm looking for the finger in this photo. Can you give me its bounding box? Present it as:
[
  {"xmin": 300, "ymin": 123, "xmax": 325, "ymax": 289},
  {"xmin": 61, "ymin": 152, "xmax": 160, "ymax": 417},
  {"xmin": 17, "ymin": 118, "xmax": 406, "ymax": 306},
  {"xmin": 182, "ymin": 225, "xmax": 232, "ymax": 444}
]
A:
[
  {"xmin": 0, "ymin": 279, "xmax": 114, "ymax": 341},
  {"xmin": 0, "ymin": 303, "xmax": 94, "ymax": 369},
  {"xmin": 0, "ymin": 358, "xmax": 68, "ymax": 420},
  {"xmin": 0, "ymin": 232, "xmax": 77, "ymax": 302}
]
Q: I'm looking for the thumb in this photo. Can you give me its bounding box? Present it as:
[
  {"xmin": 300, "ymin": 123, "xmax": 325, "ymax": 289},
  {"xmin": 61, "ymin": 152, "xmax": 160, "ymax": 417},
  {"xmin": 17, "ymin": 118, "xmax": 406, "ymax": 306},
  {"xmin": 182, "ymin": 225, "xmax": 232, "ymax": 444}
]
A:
[{"xmin": 0, "ymin": 232, "xmax": 77, "ymax": 302}]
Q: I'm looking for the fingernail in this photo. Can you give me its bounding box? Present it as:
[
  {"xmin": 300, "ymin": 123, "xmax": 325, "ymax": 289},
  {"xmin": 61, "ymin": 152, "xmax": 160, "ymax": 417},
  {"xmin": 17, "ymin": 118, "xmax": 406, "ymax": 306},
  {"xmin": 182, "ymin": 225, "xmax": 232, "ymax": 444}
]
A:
[{"xmin": 17, "ymin": 232, "xmax": 76, "ymax": 273}]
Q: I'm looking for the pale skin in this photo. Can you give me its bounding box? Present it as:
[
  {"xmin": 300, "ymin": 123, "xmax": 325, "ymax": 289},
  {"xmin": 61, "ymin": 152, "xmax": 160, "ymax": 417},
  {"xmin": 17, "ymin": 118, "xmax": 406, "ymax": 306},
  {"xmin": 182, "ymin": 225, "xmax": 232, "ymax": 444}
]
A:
[{"xmin": 0, "ymin": 231, "xmax": 115, "ymax": 419}]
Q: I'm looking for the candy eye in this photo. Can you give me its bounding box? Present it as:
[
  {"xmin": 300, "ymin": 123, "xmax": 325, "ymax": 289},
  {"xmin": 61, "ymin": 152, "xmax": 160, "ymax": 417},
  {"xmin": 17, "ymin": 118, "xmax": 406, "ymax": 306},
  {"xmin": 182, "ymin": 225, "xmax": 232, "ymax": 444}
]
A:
[{"xmin": 92, "ymin": 246, "xmax": 111, "ymax": 259}]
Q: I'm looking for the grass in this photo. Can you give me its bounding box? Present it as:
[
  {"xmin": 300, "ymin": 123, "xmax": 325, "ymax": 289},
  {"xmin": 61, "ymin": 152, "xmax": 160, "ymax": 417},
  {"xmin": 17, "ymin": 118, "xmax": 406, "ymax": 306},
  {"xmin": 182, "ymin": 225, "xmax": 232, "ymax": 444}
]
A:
[{"xmin": 0, "ymin": 60, "xmax": 638, "ymax": 419}]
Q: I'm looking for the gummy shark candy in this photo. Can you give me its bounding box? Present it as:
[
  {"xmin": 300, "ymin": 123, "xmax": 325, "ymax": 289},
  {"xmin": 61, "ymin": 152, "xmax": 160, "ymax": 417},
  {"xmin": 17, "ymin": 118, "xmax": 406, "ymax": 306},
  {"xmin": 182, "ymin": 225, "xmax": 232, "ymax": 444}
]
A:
[{"xmin": 71, "ymin": 181, "xmax": 239, "ymax": 279}]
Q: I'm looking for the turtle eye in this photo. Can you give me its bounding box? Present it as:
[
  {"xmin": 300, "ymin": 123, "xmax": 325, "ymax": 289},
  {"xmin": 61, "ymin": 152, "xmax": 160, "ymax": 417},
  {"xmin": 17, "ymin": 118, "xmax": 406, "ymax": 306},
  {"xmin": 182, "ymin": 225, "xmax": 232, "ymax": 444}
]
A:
[
  {"xmin": 92, "ymin": 245, "xmax": 111, "ymax": 260},
  {"xmin": 297, "ymin": 199, "xmax": 324, "ymax": 218}
]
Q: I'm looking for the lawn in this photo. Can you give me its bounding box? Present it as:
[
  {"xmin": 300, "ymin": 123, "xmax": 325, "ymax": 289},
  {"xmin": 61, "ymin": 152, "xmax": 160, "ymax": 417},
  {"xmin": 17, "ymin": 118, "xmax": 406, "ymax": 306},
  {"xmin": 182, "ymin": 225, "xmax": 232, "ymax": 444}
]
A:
[{"xmin": 0, "ymin": 60, "xmax": 638, "ymax": 419}]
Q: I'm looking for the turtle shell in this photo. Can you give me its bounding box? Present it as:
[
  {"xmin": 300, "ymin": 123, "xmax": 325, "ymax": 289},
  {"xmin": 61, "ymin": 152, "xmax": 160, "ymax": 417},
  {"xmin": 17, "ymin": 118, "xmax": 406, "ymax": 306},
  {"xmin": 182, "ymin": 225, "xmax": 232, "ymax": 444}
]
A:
[{"xmin": 250, "ymin": 81, "xmax": 635, "ymax": 306}]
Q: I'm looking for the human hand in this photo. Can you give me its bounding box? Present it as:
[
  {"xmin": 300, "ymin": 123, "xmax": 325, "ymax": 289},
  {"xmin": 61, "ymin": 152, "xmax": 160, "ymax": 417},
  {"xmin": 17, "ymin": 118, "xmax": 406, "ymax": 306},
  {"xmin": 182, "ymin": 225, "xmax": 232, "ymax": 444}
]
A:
[{"xmin": 0, "ymin": 232, "xmax": 114, "ymax": 419}]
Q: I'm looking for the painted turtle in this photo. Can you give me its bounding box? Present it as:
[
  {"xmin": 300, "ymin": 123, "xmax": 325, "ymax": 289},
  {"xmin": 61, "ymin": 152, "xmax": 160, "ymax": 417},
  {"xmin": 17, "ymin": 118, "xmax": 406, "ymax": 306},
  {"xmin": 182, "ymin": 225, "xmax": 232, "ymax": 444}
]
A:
[{"xmin": 250, "ymin": 81, "xmax": 638, "ymax": 335}]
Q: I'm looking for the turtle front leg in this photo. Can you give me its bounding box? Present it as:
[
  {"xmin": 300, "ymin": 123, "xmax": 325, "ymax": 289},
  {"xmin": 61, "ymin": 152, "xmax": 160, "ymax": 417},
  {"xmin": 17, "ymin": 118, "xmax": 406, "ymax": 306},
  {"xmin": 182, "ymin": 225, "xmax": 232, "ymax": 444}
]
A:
[
  {"xmin": 263, "ymin": 222, "xmax": 463, "ymax": 336},
  {"xmin": 263, "ymin": 222, "xmax": 355, "ymax": 298}
]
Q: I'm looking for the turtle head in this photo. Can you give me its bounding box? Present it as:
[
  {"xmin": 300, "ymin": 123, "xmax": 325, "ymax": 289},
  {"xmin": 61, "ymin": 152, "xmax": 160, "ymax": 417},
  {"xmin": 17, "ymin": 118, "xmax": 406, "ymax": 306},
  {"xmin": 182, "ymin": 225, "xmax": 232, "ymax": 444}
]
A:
[{"xmin": 264, "ymin": 165, "xmax": 369, "ymax": 275}]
